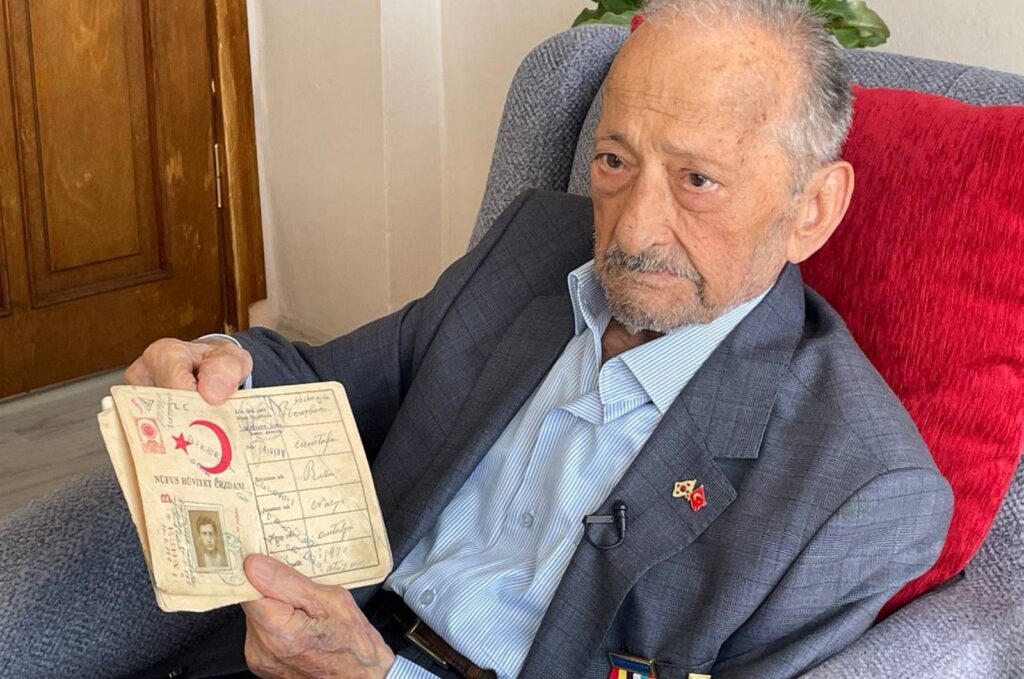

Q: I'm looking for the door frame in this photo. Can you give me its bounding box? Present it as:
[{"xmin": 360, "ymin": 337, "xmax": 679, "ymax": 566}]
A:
[{"xmin": 208, "ymin": 0, "xmax": 266, "ymax": 331}]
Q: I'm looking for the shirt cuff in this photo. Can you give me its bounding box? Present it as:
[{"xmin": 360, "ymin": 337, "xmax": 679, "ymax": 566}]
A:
[
  {"xmin": 385, "ymin": 656, "xmax": 441, "ymax": 679},
  {"xmin": 197, "ymin": 333, "xmax": 254, "ymax": 390}
]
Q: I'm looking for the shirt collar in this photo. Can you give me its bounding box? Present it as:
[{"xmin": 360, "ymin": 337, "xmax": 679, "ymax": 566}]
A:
[
  {"xmin": 567, "ymin": 260, "xmax": 771, "ymax": 414},
  {"xmin": 568, "ymin": 261, "xmax": 610, "ymax": 337}
]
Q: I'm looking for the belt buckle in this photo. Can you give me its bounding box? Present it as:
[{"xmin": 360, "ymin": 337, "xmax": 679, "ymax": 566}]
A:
[{"xmin": 404, "ymin": 618, "xmax": 451, "ymax": 670}]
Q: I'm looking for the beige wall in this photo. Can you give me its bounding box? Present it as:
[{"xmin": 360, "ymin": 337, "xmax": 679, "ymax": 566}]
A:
[
  {"xmin": 247, "ymin": 1, "xmax": 1021, "ymax": 342},
  {"xmin": 246, "ymin": 0, "xmax": 390, "ymax": 341},
  {"xmin": 871, "ymin": 0, "xmax": 1022, "ymax": 75},
  {"xmin": 440, "ymin": 1, "xmax": 586, "ymax": 262},
  {"xmin": 247, "ymin": 0, "xmax": 579, "ymax": 341}
]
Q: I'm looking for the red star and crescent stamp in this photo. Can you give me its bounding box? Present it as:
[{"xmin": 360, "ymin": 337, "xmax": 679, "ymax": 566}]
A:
[
  {"xmin": 172, "ymin": 433, "xmax": 191, "ymax": 453},
  {"xmin": 174, "ymin": 420, "xmax": 233, "ymax": 475}
]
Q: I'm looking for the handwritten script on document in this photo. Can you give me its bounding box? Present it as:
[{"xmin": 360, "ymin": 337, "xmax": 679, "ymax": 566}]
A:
[{"xmin": 98, "ymin": 382, "xmax": 392, "ymax": 612}]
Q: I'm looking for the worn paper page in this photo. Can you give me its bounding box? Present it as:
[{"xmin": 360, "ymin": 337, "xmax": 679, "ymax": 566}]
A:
[
  {"xmin": 108, "ymin": 382, "xmax": 391, "ymax": 609},
  {"xmin": 98, "ymin": 398, "xmax": 153, "ymax": 575},
  {"xmin": 99, "ymin": 399, "xmax": 241, "ymax": 612}
]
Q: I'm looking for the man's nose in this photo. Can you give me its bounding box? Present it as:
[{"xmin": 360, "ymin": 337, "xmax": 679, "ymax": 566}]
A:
[{"xmin": 615, "ymin": 171, "xmax": 677, "ymax": 253}]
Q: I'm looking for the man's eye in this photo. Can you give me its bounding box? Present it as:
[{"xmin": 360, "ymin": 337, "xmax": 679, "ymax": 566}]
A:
[
  {"xmin": 597, "ymin": 153, "xmax": 625, "ymax": 170},
  {"xmin": 685, "ymin": 173, "xmax": 716, "ymax": 189}
]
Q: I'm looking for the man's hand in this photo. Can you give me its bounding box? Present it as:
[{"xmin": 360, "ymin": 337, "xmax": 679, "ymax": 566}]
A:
[
  {"xmin": 241, "ymin": 554, "xmax": 396, "ymax": 679},
  {"xmin": 124, "ymin": 337, "xmax": 253, "ymax": 405}
]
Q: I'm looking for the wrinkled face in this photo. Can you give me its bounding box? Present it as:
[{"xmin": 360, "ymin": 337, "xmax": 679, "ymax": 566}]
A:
[
  {"xmin": 200, "ymin": 523, "xmax": 217, "ymax": 552},
  {"xmin": 592, "ymin": 19, "xmax": 802, "ymax": 332}
]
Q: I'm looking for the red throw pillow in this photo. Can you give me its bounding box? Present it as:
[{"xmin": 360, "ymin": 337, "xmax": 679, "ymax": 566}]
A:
[{"xmin": 801, "ymin": 85, "xmax": 1024, "ymax": 618}]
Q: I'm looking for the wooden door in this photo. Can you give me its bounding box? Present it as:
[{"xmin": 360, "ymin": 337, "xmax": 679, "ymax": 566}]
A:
[{"xmin": 0, "ymin": 0, "xmax": 233, "ymax": 398}]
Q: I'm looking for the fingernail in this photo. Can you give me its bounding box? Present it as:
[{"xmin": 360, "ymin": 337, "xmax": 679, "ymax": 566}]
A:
[
  {"xmin": 249, "ymin": 555, "xmax": 275, "ymax": 585},
  {"xmin": 206, "ymin": 375, "xmax": 232, "ymax": 403}
]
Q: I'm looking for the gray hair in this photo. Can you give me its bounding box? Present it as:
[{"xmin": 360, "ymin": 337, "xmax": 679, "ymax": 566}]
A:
[{"xmin": 643, "ymin": 0, "xmax": 853, "ymax": 185}]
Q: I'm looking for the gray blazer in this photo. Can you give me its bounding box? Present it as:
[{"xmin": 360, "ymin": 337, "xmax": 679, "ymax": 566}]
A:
[{"xmin": 236, "ymin": 190, "xmax": 953, "ymax": 679}]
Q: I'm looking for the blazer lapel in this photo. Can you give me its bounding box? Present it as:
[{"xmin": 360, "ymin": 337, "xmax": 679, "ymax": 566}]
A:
[
  {"xmin": 385, "ymin": 294, "xmax": 577, "ymax": 565},
  {"xmin": 519, "ymin": 264, "xmax": 807, "ymax": 679}
]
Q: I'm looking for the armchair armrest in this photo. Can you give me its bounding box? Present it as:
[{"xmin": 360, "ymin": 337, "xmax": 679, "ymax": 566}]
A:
[
  {"xmin": 0, "ymin": 466, "xmax": 232, "ymax": 677},
  {"xmin": 803, "ymin": 569, "xmax": 1024, "ymax": 678}
]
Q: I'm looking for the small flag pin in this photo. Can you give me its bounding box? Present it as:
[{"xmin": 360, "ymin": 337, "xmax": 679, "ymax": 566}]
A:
[
  {"xmin": 689, "ymin": 484, "xmax": 707, "ymax": 512},
  {"xmin": 608, "ymin": 650, "xmax": 657, "ymax": 679},
  {"xmin": 673, "ymin": 480, "xmax": 707, "ymax": 511},
  {"xmin": 672, "ymin": 479, "xmax": 696, "ymax": 499}
]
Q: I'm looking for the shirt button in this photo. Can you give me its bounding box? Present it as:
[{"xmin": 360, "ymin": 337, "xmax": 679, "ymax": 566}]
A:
[
  {"xmin": 419, "ymin": 588, "xmax": 436, "ymax": 606},
  {"xmin": 519, "ymin": 511, "xmax": 534, "ymax": 528}
]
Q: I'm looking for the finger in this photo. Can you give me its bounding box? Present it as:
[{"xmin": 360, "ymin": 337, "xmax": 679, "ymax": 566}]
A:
[
  {"xmin": 195, "ymin": 344, "xmax": 252, "ymax": 405},
  {"xmin": 244, "ymin": 554, "xmax": 326, "ymax": 615},
  {"xmin": 144, "ymin": 339, "xmax": 203, "ymax": 391},
  {"xmin": 241, "ymin": 595, "xmax": 302, "ymax": 631},
  {"xmin": 123, "ymin": 359, "xmax": 155, "ymax": 387}
]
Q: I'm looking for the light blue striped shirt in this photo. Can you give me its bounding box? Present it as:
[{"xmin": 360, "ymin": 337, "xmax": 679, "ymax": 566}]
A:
[{"xmin": 385, "ymin": 260, "xmax": 768, "ymax": 678}]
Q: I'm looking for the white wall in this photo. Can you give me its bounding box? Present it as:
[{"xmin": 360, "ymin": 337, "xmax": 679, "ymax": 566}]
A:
[
  {"xmin": 380, "ymin": 0, "xmax": 447, "ymax": 311},
  {"xmin": 871, "ymin": 0, "xmax": 1022, "ymax": 75},
  {"xmin": 247, "ymin": 0, "xmax": 579, "ymax": 341},
  {"xmin": 440, "ymin": 1, "xmax": 586, "ymax": 262},
  {"xmin": 246, "ymin": 0, "xmax": 390, "ymax": 340},
  {"xmin": 247, "ymin": 1, "xmax": 1021, "ymax": 342}
]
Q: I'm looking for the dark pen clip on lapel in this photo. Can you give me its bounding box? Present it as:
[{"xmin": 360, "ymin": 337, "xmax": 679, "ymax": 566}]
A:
[{"xmin": 583, "ymin": 500, "xmax": 627, "ymax": 550}]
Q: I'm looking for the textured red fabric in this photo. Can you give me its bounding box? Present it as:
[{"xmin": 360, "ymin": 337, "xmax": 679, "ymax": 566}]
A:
[{"xmin": 801, "ymin": 86, "xmax": 1024, "ymax": 618}]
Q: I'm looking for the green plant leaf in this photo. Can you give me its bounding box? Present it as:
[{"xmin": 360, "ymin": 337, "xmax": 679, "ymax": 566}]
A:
[
  {"xmin": 572, "ymin": 0, "xmax": 890, "ymax": 49},
  {"xmin": 571, "ymin": 7, "xmax": 604, "ymax": 27},
  {"xmin": 600, "ymin": 0, "xmax": 642, "ymax": 13},
  {"xmin": 809, "ymin": 0, "xmax": 890, "ymax": 48},
  {"xmin": 575, "ymin": 9, "xmax": 638, "ymax": 27},
  {"xmin": 573, "ymin": 0, "xmax": 643, "ymax": 25}
]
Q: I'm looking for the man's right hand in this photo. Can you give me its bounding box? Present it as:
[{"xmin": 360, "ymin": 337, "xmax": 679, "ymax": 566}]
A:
[{"xmin": 124, "ymin": 337, "xmax": 253, "ymax": 405}]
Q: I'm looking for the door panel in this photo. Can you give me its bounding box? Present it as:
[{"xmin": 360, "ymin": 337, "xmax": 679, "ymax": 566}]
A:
[
  {"xmin": 32, "ymin": 0, "xmax": 147, "ymax": 271},
  {"xmin": 12, "ymin": 0, "xmax": 167, "ymax": 306},
  {"xmin": 0, "ymin": 0, "xmax": 226, "ymax": 397}
]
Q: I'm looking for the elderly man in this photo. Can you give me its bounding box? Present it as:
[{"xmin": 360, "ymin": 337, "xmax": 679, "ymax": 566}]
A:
[{"xmin": 124, "ymin": 0, "xmax": 952, "ymax": 677}]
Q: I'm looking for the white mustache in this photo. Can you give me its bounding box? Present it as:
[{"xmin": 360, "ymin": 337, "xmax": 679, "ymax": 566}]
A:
[{"xmin": 603, "ymin": 245, "xmax": 703, "ymax": 285}]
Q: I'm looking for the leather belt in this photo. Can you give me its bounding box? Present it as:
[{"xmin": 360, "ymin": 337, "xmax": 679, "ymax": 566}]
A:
[{"xmin": 382, "ymin": 592, "xmax": 498, "ymax": 679}]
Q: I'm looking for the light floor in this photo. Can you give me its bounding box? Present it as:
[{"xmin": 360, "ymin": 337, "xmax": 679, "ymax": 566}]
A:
[{"xmin": 0, "ymin": 370, "xmax": 122, "ymax": 519}]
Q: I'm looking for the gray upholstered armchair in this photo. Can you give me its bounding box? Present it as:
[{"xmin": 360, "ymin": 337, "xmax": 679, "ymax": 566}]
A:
[{"xmin": 469, "ymin": 24, "xmax": 1024, "ymax": 678}]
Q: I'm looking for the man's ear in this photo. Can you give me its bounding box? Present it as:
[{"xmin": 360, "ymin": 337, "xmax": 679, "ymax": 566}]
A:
[{"xmin": 786, "ymin": 160, "xmax": 854, "ymax": 264}]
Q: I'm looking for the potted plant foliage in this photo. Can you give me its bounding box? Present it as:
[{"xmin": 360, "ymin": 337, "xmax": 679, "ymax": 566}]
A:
[{"xmin": 573, "ymin": 0, "xmax": 890, "ymax": 48}]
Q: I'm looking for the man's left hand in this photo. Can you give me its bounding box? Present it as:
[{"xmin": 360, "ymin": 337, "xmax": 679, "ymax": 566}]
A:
[{"xmin": 241, "ymin": 554, "xmax": 395, "ymax": 679}]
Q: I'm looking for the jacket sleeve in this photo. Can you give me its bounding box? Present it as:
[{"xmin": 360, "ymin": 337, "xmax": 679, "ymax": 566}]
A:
[
  {"xmin": 712, "ymin": 467, "xmax": 954, "ymax": 679},
  {"xmin": 231, "ymin": 190, "xmax": 536, "ymax": 461}
]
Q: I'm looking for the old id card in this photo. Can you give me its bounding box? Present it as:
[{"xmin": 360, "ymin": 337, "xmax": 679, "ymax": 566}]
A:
[{"xmin": 98, "ymin": 382, "xmax": 392, "ymax": 612}]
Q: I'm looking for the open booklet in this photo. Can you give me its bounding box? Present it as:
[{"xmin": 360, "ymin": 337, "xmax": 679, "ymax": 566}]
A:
[{"xmin": 98, "ymin": 381, "xmax": 392, "ymax": 612}]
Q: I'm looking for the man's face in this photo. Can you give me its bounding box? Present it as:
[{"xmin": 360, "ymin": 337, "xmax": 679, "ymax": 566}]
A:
[
  {"xmin": 592, "ymin": 19, "xmax": 802, "ymax": 331},
  {"xmin": 200, "ymin": 523, "xmax": 217, "ymax": 553}
]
